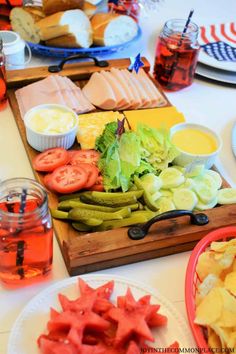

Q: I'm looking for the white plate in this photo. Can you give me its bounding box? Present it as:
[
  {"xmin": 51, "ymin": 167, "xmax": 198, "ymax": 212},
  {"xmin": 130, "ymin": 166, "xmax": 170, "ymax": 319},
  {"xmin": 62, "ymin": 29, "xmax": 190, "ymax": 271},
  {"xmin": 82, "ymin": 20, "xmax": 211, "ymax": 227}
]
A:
[
  {"xmin": 195, "ymin": 63, "xmax": 236, "ymax": 85},
  {"xmin": 8, "ymin": 274, "xmax": 195, "ymax": 354},
  {"xmin": 198, "ymin": 48, "xmax": 236, "ymax": 72}
]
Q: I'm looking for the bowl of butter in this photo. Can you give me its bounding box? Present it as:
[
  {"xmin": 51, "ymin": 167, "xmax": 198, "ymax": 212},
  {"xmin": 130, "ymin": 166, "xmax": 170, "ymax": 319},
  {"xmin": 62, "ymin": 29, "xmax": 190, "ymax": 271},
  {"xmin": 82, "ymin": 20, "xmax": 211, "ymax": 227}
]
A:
[{"xmin": 24, "ymin": 104, "xmax": 78, "ymax": 152}]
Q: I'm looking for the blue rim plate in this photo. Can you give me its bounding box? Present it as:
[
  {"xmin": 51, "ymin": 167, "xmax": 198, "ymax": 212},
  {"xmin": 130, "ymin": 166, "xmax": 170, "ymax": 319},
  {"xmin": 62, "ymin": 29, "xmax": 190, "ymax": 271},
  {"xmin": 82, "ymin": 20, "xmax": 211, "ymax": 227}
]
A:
[{"xmin": 27, "ymin": 27, "xmax": 142, "ymax": 58}]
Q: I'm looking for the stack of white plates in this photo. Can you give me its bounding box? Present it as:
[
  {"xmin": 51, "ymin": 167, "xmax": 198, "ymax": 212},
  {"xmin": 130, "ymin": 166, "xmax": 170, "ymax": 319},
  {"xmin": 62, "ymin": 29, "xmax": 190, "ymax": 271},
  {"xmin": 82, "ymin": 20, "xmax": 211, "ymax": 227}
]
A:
[{"xmin": 195, "ymin": 49, "xmax": 236, "ymax": 85}]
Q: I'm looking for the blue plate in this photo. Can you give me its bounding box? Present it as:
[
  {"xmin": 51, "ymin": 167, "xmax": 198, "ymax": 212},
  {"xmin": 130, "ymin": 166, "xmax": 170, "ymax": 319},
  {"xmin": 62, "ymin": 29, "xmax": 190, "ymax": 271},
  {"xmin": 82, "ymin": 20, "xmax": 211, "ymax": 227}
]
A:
[{"xmin": 27, "ymin": 27, "xmax": 142, "ymax": 58}]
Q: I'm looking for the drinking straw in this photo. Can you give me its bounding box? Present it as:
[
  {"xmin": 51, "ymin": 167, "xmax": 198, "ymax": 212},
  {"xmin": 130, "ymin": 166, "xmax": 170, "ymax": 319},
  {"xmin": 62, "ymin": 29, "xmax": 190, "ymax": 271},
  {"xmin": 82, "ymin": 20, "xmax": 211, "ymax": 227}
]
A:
[
  {"xmin": 178, "ymin": 9, "xmax": 194, "ymax": 46},
  {"xmin": 19, "ymin": 187, "xmax": 27, "ymax": 215},
  {"xmin": 170, "ymin": 9, "xmax": 194, "ymax": 79},
  {"xmin": 16, "ymin": 187, "xmax": 27, "ymax": 278}
]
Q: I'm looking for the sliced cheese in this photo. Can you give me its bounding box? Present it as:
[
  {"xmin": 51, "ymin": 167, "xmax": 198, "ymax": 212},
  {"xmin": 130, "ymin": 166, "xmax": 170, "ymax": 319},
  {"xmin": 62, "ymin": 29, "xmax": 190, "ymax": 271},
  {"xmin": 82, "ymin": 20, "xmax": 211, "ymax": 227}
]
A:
[
  {"xmin": 123, "ymin": 107, "xmax": 185, "ymax": 131},
  {"xmin": 77, "ymin": 111, "xmax": 124, "ymax": 149}
]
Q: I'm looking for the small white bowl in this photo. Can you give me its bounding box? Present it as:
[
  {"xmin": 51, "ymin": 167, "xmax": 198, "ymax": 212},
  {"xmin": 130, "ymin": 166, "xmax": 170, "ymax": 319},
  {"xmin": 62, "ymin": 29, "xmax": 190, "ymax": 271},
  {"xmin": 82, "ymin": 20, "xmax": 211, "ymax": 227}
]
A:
[
  {"xmin": 170, "ymin": 122, "xmax": 222, "ymax": 169},
  {"xmin": 24, "ymin": 104, "xmax": 78, "ymax": 152}
]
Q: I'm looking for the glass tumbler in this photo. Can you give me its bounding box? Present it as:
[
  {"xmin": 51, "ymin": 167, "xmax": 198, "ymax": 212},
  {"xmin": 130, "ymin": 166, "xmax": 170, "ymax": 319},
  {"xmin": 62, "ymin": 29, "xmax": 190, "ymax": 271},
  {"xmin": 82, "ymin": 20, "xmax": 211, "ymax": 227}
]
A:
[
  {"xmin": 153, "ymin": 19, "xmax": 200, "ymax": 91},
  {"xmin": 0, "ymin": 178, "xmax": 53, "ymax": 287}
]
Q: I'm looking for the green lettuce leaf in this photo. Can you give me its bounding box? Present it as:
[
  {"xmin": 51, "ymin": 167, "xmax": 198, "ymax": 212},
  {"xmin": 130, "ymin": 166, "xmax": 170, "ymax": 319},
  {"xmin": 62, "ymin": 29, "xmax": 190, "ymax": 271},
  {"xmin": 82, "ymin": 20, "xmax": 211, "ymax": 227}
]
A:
[{"xmin": 137, "ymin": 124, "xmax": 179, "ymax": 172}]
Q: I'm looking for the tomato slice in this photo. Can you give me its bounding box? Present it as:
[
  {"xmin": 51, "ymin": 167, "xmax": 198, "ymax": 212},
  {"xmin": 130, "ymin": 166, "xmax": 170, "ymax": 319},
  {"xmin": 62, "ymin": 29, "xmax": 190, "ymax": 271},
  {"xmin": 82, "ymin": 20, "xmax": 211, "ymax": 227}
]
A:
[
  {"xmin": 43, "ymin": 173, "xmax": 56, "ymax": 192},
  {"xmin": 88, "ymin": 175, "xmax": 104, "ymax": 192},
  {"xmin": 78, "ymin": 163, "xmax": 99, "ymax": 189},
  {"xmin": 33, "ymin": 148, "xmax": 70, "ymax": 172},
  {"xmin": 69, "ymin": 149, "xmax": 100, "ymax": 166},
  {"xmin": 50, "ymin": 165, "xmax": 88, "ymax": 194}
]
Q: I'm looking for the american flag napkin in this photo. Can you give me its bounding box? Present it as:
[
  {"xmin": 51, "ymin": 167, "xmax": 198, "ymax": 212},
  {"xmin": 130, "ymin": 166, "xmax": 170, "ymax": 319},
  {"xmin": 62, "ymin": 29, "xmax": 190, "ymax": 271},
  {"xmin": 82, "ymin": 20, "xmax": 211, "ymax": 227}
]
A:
[{"xmin": 199, "ymin": 22, "xmax": 236, "ymax": 62}]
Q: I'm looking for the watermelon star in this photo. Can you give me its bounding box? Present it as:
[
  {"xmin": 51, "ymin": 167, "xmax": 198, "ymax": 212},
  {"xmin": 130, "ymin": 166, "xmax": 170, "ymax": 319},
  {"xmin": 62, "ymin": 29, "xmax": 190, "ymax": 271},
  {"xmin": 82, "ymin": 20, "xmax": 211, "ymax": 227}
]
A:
[
  {"xmin": 108, "ymin": 288, "xmax": 155, "ymax": 346},
  {"xmin": 78, "ymin": 278, "xmax": 115, "ymax": 314}
]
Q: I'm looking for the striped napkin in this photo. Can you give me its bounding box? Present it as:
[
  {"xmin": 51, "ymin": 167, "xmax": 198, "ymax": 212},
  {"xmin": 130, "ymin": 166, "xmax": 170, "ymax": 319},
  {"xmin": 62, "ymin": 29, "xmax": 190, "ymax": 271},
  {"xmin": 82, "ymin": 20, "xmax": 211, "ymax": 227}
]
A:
[{"xmin": 199, "ymin": 22, "xmax": 236, "ymax": 62}]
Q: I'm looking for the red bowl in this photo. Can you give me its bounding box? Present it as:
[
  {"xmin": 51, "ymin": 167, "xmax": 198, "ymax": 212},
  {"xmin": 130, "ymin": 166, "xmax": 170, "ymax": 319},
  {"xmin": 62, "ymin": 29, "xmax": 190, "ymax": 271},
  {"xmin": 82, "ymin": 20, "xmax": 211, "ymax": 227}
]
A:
[{"xmin": 185, "ymin": 226, "xmax": 236, "ymax": 348}]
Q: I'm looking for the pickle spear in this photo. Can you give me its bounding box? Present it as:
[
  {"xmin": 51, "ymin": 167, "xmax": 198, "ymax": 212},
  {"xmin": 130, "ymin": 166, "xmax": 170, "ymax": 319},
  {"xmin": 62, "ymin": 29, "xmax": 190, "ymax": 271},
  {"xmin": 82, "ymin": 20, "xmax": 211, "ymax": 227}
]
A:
[
  {"xmin": 94, "ymin": 214, "xmax": 148, "ymax": 231},
  {"xmin": 58, "ymin": 200, "xmax": 139, "ymax": 212},
  {"xmin": 72, "ymin": 222, "xmax": 92, "ymax": 232},
  {"xmin": 50, "ymin": 209, "xmax": 69, "ymax": 219},
  {"xmin": 80, "ymin": 190, "xmax": 143, "ymax": 207},
  {"xmin": 68, "ymin": 206, "xmax": 131, "ymax": 221}
]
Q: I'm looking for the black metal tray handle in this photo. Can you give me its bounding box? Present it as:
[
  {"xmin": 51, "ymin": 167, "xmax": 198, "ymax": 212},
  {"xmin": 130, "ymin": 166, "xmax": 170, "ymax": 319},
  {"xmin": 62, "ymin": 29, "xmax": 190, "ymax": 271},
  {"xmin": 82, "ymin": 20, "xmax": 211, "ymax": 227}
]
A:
[
  {"xmin": 48, "ymin": 53, "xmax": 109, "ymax": 73},
  {"xmin": 128, "ymin": 209, "xmax": 209, "ymax": 240}
]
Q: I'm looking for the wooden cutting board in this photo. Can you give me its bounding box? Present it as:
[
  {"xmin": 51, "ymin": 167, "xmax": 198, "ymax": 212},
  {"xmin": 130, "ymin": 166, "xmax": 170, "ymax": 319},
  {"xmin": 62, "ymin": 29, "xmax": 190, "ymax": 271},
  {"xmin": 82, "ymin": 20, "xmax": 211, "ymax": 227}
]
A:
[{"xmin": 6, "ymin": 57, "xmax": 236, "ymax": 276}]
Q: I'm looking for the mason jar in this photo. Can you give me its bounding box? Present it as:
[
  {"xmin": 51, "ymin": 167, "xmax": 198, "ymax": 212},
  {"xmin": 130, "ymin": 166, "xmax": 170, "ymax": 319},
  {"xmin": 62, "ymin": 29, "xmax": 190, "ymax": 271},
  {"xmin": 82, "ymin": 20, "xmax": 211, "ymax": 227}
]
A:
[
  {"xmin": 153, "ymin": 19, "xmax": 200, "ymax": 91},
  {"xmin": 0, "ymin": 178, "xmax": 53, "ymax": 287}
]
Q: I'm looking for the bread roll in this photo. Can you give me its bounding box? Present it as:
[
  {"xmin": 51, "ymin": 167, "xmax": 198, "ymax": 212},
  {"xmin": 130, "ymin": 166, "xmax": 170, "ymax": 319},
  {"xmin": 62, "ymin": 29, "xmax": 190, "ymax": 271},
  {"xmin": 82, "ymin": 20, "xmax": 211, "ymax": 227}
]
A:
[
  {"xmin": 86, "ymin": 0, "xmax": 104, "ymax": 4},
  {"xmin": 10, "ymin": 6, "xmax": 45, "ymax": 43},
  {"xmin": 83, "ymin": 1, "xmax": 97, "ymax": 18},
  {"xmin": 46, "ymin": 31, "xmax": 90, "ymax": 48},
  {"xmin": 37, "ymin": 9, "xmax": 92, "ymax": 48},
  {"xmin": 42, "ymin": 0, "xmax": 84, "ymax": 15},
  {"xmin": 91, "ymin": 12, "xmax": 138, "ymax": 46}
]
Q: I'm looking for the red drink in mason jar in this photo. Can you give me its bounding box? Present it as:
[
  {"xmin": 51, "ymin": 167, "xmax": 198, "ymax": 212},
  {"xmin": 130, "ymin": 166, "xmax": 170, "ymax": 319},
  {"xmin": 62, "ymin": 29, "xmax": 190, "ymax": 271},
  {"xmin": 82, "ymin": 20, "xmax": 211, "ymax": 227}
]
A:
[
  {"xmin": 0, "ymin": 40, "xmax": 7, "ymax": 110},
  {"xmin": 108, "ymin": 0, "xmax": 140, "ymax": 22},
  {"xmin": 0, "ymin": 178, "xmax": 53, "ymax": 288},
  {"xmin": 153, "ymin": 19, "xmax": 200, "ymax": 91}
]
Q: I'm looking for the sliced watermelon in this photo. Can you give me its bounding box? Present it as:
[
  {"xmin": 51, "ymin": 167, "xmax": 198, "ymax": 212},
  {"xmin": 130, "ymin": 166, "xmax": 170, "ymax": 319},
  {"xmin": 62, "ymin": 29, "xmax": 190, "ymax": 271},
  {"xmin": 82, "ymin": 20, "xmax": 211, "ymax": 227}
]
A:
[
  {"xmin": 38, "ymin": 336, "xmax": 77, "ymax": 354},
  {"xmin": 38, "ymin": 278, "xmax": 179, "ymax": 354}
]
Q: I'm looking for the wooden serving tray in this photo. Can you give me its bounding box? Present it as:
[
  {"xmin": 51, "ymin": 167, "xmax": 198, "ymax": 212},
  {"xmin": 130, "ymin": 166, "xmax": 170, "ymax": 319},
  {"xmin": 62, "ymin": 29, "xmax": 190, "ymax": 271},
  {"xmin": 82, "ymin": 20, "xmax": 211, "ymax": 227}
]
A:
[{"xmin": 6, "ymin": 57, "xmax": 236, "ymax": 276}]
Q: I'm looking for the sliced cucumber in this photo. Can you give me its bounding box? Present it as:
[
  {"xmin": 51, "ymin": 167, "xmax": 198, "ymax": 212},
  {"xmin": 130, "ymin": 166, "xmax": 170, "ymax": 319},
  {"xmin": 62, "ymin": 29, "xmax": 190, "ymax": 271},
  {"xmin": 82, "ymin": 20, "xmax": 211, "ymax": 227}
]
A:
[
  {"xmin": 205, "ymin": 170, "xmax": 222, "ymax": 190},
  {"xmin": 193, "ymin": 173, "xmax": 219, "ymax": 191},
  {"xmin": 159, "ymin": 167, "xmax": 185, "ymax": 189},
  {"xmin": 173, "ymin": 188, "xmax": 198, "ymax": 211},
  {"xmin": 195, "ymin": 196, "xmax": 218, "ymax": 211},
  {"xmin": 185, "ymin": 164, "xmax": 205, "ymax": 178},
  {"xmin": 171, "ymin": 178, "xmax": 194, "ymax": 193},
  {"xmin": 155, "ymin": 197, "xmax": 176, "ymax": 213},
  {"xmin": 193, "ymin": 173, "xmax": 218, "ymax": 204},
  {"xmin": 172, "ymin": 165, "xmax": 185, "ymax": 173},
  {"xmin": 217, "ymin": 188, "xmax": 236, "ymax": 205},
  {"xmin": 194, "ymin": 184, "xmax": 218, "ymax": 204},
  {"xmin": 160, "ymin": 189, "xmax": 173, "ymax": 198},
  {"xmin": 152, "ymin": 191, "xmax": 162, "ymax": 201}
]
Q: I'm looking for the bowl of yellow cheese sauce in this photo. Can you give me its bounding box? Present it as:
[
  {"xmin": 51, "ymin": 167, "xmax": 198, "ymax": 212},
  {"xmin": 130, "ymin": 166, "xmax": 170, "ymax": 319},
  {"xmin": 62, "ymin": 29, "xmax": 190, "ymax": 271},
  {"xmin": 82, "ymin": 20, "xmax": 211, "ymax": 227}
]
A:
[
  {"xmin": 24, "ymin": 104, "xmax": 78, "ymax": 152},
  {"xmin": 170, "ymin": 123, "xmax": 222, "ymax": 169}
]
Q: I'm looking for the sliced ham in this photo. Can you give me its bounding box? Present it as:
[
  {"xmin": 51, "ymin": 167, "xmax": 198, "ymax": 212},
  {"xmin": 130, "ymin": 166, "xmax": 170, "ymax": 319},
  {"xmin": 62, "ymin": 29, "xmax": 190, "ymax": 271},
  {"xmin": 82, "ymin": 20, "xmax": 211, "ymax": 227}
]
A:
[
  {"xmin": 100, "ymin": 70, "xmax": 127, "ymax": 109},
  {"xmin": 62, "ymin": 77, "xmax": 95, "ymax": 113},
  {"xmin": 128, "ymin": 70, "xmax": 151, "ymax": 108},
  {"xmin": 137, "ymin": 69, "xmax": 167, "ymax": 107},
  {"xmin": 54, "ymin": 75, "xmax": 95, "ymax": 113},
  {"xmin": 135, "ymin": 70, "xmax": 157, "ymax": 107},
  {"xmin": 51, "ymin": 75, "xmax": 78, "ymax": 111},
  {"xmin": 15, "ymin": 74, "xmax": 94, "ymax": 118},
  {"xmin": 82, "ymin": 72, "xmax": 117, "ymax": 110},
  {"xmin": 15, "ymin": 75, "xmax": 67, "ymax": 118},
  {"xmin": 109, "ymin": 68, "xmax": 133, "ymax": 109},
  {"xmin": 120, "ymin": 69, "xmax": 142, "ymax": 109}
]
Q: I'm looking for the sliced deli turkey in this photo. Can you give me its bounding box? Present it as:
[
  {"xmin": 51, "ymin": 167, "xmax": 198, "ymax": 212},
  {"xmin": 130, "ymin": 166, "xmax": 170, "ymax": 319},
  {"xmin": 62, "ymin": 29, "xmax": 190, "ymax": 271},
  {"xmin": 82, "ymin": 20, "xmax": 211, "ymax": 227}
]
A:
[
  {"xmin": 82, "ymin": 68, "xmax": 167, "ymax": 110},
  {"xmin": 91, "ymin": 12, "xmax": 138, "ymax": 46}
]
